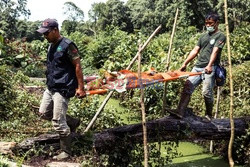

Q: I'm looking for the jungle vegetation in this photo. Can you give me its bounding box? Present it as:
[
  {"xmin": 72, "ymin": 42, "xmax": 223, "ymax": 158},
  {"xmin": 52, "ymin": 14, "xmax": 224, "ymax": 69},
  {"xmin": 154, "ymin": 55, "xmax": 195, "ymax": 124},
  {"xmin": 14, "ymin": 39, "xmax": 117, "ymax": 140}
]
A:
[{"xmin": 0, "ymin": 0, "xmax": 249, "ymax": 166}]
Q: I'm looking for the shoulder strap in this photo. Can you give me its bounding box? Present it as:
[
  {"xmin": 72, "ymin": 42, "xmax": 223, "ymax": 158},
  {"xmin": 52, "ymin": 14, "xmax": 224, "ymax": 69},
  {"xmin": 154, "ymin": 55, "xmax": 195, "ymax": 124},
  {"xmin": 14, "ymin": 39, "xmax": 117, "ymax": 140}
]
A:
[
  {"xmin": 61, "ymin": 37, "xmax": 78, "ymax": 51},
  {"xmin": 64, "ymin": 38, "xmax": 72, "ymax": 45},
  {"xmin": 55, "ymin": 37, "xmax": 72, "ymax": 53}
]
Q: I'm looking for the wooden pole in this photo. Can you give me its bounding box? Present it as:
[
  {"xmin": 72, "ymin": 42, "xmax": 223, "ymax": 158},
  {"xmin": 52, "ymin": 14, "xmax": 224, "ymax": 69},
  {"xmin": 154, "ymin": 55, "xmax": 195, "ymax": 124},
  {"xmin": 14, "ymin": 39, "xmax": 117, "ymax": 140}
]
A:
[
  {"xmin": 210, "ymin": 86, "xmax": 222, "ymax": 153},
  {"xmin": 84, "ymin": 91, "xmax": 114, "ymax": 133},
  {"xmin": 138, "ymin": 42, "xmax": 148, "ymax": 167},
  {"xmin": 84, "ymin": 25, "xmax": 162, "ymax": 133},
  {"xmin": 214, "ymin": 87, "xmax": 221, "ymax": 119},
  {"xmin": 127, "ymin": 25, "xmax": 162, "ymax": 70},
  {"xmin": 162, "ymin": 8, "xmax": 179, "ymax": 115},
  {"xmin": 224, "ymin": 0, "xmax": 235, "ymax": 166}
]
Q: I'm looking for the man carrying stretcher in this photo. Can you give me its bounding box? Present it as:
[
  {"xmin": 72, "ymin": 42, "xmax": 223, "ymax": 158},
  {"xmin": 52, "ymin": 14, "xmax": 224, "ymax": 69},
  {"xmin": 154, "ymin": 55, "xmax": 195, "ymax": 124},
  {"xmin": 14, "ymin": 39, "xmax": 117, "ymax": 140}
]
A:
[
  {"xmin": 84, "ymin": 12, "xmax": 225, "ymax": 121},
  {"xmin": 167, "ymin": 12, "xmax": 226, "ymax": 120}
]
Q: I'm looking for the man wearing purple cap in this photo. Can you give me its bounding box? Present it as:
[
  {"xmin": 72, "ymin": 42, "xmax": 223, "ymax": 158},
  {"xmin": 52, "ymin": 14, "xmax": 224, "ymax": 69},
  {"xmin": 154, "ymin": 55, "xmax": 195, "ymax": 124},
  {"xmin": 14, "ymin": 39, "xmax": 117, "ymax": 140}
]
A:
[{"xmin": 37, "ymin": 18, "xmax": 86, "ymax": 160}]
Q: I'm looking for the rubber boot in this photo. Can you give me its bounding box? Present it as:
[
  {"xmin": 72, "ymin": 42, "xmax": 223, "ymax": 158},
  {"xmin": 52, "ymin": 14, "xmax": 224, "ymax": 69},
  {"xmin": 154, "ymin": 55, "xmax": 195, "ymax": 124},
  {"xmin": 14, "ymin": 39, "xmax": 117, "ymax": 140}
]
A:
[
  {"xmin": 204, "ymin": 98, "xmax": 213, "ymax": 121},
  {"xmin": 53, "ymin": 135, "xmax": 72, "ymax": 160},
  {"xmin": 66, "ymin": 115, "xmax": 80, "ymax": 133},
  {"xmin": 167, "ymin": 80, "xmax": 193, "ymax": 119},
  {"xmin": 168, "ymin": 93, "xmax": 191, "ymax": 118}
]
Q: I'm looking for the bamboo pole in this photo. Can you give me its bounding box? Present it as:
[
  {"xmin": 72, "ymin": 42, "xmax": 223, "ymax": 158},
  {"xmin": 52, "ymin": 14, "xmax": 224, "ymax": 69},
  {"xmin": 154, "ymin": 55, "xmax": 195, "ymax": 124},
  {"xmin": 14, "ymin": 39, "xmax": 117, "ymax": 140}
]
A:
[
  {"xmin": 210, "ymin": 86, "xmax": 222, "ymax": 153},
  {"xmin": 214, "ymin": 87, "xmax": 222, "ymax": 119},
  {"xmin": 126, "ymin": 25, "xmax": 162, "ymax": 70},
  {"xmin": 84, "ymin": 91, "xmax": 114, "ymax": 133},
  {"xmin": 162, "ymin": 8, "xmax": 179, "ymax": 115},
  {"xmin": 224, "ymin": 0, "xmax": 235, "ymax": 166},
  {"xmin": 84, "ymin": 25, "xmax": 162, "ymax": 133},
  {"xmin": 137, "ymin": 42, "xmax": 148, "ymax": 167}
]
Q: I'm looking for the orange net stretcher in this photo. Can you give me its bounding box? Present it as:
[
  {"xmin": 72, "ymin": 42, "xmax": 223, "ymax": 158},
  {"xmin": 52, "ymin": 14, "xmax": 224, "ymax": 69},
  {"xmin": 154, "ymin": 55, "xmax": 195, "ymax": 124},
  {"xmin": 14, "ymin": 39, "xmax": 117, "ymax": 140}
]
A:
[{"xmin": 85, "ymin": 69, "xmax": 203, "ymax": 95}]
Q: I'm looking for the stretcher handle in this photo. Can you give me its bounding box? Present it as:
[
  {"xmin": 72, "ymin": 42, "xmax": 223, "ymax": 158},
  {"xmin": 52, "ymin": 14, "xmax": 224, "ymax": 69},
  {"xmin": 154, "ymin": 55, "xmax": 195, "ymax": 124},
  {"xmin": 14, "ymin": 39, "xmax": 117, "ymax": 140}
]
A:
[{"xmin": 86, "ymin": 89, "xmax": 108, "ymax": 95}]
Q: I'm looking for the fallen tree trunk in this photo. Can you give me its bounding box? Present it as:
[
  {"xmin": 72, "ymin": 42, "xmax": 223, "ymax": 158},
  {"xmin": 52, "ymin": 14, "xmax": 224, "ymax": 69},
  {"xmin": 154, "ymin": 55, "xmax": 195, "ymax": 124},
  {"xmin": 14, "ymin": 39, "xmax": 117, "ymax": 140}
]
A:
[
  {"xmin": 94, "ymin": 109, "xmax": 249, "ymax": 153},
  {"xmin": 14, "ymin": 109, "xmax": 249, "ymax": 154}
]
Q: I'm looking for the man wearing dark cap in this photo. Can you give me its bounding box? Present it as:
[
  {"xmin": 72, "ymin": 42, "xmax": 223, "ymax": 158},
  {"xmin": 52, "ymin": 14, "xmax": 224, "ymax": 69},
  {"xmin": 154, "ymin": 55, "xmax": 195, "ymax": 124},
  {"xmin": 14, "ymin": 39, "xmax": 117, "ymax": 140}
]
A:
[
  {"xmin": 37, "ymin": 18, "xmax": 86, "ymax": 160},
  {"xmin": 167, "ymin": 12, "xmax": 226, "ymax": 120}
]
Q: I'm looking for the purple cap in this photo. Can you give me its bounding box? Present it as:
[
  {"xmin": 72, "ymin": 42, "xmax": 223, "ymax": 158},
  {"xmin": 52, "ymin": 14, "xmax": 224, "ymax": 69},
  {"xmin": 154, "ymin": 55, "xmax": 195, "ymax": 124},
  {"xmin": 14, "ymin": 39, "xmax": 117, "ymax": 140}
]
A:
[{"xmin": 36, "ymin": 18, "xmax": 58, "ymax": 34}]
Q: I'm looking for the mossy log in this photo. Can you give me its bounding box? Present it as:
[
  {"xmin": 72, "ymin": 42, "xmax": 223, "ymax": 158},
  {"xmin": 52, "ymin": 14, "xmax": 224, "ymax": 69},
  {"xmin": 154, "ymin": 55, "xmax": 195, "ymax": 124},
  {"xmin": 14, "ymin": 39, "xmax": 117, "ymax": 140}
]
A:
[
  {"xmin": 13, "ymin": 109, "xmax": 249, "ymax": 154},
  {"xmin": 94, "ymin": 108, "xmax": 249, "ymax": 153}
]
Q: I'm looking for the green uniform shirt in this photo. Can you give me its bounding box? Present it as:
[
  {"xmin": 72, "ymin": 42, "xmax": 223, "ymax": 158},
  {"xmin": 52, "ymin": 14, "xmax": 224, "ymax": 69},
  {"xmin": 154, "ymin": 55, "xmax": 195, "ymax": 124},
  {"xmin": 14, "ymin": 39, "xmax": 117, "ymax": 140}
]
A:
[
  {"xmin": 67, "ymin": 43, "xmax": 80, "ymax": 62},
  {"xmin": 195, "ymin": 31, "xmax": 226, "ymax": 68}
]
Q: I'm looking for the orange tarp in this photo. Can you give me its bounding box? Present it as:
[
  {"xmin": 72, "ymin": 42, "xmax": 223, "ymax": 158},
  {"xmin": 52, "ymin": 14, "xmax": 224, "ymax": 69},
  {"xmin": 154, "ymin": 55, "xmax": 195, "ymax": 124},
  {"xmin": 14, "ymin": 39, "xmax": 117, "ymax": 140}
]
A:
[{"xmin": 85, "ymin": 69, "xmax": 203, "ymax": 95}]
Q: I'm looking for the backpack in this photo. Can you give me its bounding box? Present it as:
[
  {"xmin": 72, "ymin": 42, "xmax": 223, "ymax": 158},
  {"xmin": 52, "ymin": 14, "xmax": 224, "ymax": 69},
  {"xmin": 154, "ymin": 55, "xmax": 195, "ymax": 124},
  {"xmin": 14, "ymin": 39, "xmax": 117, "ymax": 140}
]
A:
[{"xmin": 215, "ymin": 65, "xmax": 226, "ymax": 86}]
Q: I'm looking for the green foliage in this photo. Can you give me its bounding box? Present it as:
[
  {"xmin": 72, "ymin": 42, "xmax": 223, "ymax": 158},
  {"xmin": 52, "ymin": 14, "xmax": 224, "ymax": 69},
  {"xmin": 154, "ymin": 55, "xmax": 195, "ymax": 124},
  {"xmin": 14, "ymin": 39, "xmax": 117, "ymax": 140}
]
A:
[
  {"xmin": 88, "ymin": 0, "xmax": 133, "ymax": 33},
  {"xmin": 0, "ymin": 65, "xmax": 17, "ymax": 120},
  {"xmin": 88, "ymin": 2, "xmax": 106, "ymax": 26},
  {"xmin": 230, "ymin": 22, "xmax": 250, "ymax": 63},
  {"xmin": 105, "ymin": 0, "xmax": 133, "ymax": 32},
  {"xmin": 0, "ymin": 35, "xmax": 6, "ymax": 57},
  {"xmin": 63, "ymin": 2, "xmax": 84, "ymax": 22},
  {"xmin": 233, "ymin": 126, "xmax": 250, "ymax": 165},
  {"xmin": 126, "ymin": 0, "xmax": 219, "ymax": 34},
  {"xmin": 110, "ymin": 142, "xmax": 179, "ymax": 166},
  {"xmin": 127, "ymin": 0, "xmax": 181, "ymax": 34},
  {"xmin": 68, "ymin": 95, "xmax": 124, "ymax": 131},
  {"xmin": 61, "ymin": 20, "xmax": 78, "ymax": 35},
  {"xmin": 226, "ymin": 0, "xmax": 250, "ymax": 27},
  {"xmin": 0, "ymin": 155, "xmax": 9, "ymax": 167},
  {"xmin": 83, "ymin": 0, "xmax": 250, "ymax": 34},
  {"xmin": 0, "ymin": 0, "xmax": 30, "ymax": 39},
  {"xmin": 0, "ymin": 38, "xmax": 46, "ymax": 77},
  {"xmin": 15, "ymin": 20, "xmax": 43, "ymax": 42},
  {"xmin": 0, "ymin": 69, "xmax": 42, "ymax": 142},
  {"xmin": 219, "ymin": 61, "xmax": 250, "ymax": 118},
  {"xmin": 85, "ymin": 26, "xmax": 138, "ymax": 70}
]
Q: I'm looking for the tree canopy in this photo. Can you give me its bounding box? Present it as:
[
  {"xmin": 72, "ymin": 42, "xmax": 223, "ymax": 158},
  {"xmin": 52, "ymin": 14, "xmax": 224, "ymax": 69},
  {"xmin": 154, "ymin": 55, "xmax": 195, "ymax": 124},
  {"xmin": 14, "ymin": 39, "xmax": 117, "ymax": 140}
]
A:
[
  {"xmin": 1, "ymin": 0, "xmax": 249, "ymax": 38},
  {"xmin": 0, "ymin": 0, "xmax": 30, "ymax": 39}
]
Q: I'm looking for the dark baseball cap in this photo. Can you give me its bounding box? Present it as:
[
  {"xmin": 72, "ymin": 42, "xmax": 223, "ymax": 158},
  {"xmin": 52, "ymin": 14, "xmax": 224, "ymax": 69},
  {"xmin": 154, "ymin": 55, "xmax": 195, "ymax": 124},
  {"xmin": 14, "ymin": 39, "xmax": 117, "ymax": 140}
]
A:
[{"xmin": 36, "ymin": 18, "xmax": 58, "ymax": 34}]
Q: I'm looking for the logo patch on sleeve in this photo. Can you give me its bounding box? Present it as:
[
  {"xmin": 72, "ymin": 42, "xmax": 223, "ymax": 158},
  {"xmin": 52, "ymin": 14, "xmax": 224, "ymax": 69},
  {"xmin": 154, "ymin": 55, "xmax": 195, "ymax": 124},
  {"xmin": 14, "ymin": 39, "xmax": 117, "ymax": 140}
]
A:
[
  {"xmin": 72, "ymin": 49, "xmax": 78, "ymax": 54},
  {"xmin": 219, "ymin": 40, "xmax": 224, "ymax": 45}
]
